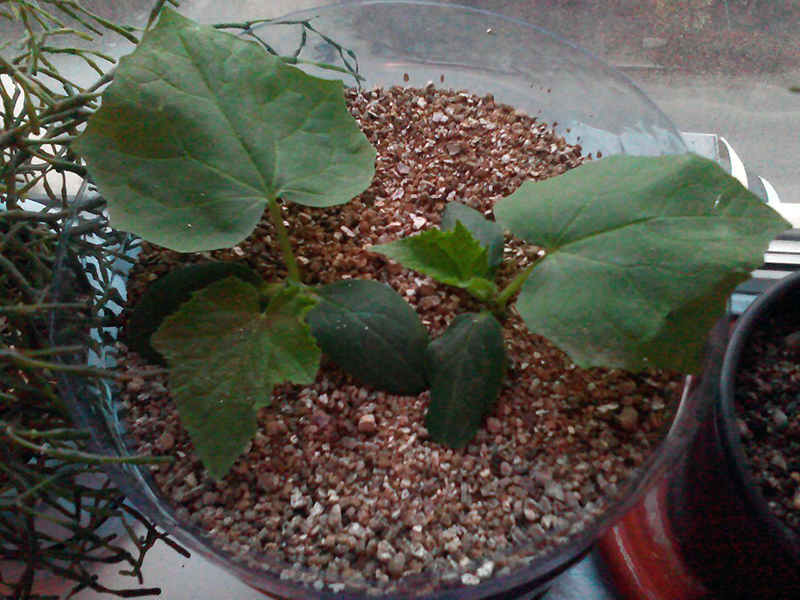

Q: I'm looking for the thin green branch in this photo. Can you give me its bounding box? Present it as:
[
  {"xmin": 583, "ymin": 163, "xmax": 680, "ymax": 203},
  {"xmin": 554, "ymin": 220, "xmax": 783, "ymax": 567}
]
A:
[
  {"xmin": 268, "ymin": 197, "xmax": 301, "ymax": 282},
  {"xmin": 278, "ymin": 56, "xmax": 366, "ymax": 81},
  {"xmin": 51, "ymin": 0, "xmax": 140, "ymax": 44},
  {"xmin": 0, "ymin": 349, "xmax": 133, "ymax": 380},
  {"xmin": 2, "ymin": 425, "xmax": 91, "ymax": 440},
  {"xmin": 212, "ymin": 18, "xmax": 276, "ymax": 30},
  {"xmin": 12, "ymin": 464, "xmax": 85, "ymax": 504},
  {"xmin": 4, "ymin": 426, "xmax": 173, "ymax": 465},
  {"xmin": 0, "ymin": 252, "xmax": 39, "ymax": 302},
  {"xmin": 0, "ymin": 302, "xmax": 84, "ymax": 314},
  {"xmin": 495, "ymin": 261, "xmax": 540, "ymax": 310},
  {"xmin": 14, "ymin": 345, "xmax": 87, "ymax": 358}
]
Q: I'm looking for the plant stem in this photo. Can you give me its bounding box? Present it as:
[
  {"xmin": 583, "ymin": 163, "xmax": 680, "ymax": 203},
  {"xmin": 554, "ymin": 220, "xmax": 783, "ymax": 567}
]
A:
[
  {"xmin": 495, "ymin": 262, "xmax": 539, "ymax": 310},
  {"xmin": 213, "ymin": 18, "xmax": 276, "ymax": 30},
  {"xmin": 277, "ymin": 56, "xmax": 366, "ymax": 81},
  {"xmin": 4, "ymin": 426, "xmax": 172, "ymax": 465},
  {"xmin": 0, "ymin": 350, "xmax": 157, "ymax": 381},
  {"xmin": 0, "ymin": 253, "xmax": 39, "ymax": 303},
  {"xmin": 0, "ymin": 303, "xmax": 84, "ymax": 314},
  {"xmin": 267, "ymin": 197, "xmax": 301, "ymax": 282}
]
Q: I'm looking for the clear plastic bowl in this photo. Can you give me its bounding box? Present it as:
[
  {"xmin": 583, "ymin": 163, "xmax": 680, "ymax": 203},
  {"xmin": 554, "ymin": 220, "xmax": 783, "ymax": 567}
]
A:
[{"xmin": 52, "ymin": 2, "xmax": 725, "ymax": 598}]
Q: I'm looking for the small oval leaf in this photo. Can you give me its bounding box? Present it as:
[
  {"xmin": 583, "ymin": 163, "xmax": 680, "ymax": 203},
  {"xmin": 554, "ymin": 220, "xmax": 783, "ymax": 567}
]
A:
[
  {"xmin": 425, "ymin": 312, "xmax": 506, "ymax": 448},
  {"xmin": 127, "ymin": 261, "xmax": 263, "ymax": 365},
  {"xmin": 441, "ymin": 202, "xmax": 505, "ymax": 271},
  {"xmin": 307, "ymin": 280, "xmax": 430, "ymax": 394}
]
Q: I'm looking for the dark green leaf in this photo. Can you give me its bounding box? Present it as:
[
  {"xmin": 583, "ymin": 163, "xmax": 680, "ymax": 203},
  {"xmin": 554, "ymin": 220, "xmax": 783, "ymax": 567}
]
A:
[
  {"xmin": 307, "ymin": 280, "xmax": 429, "ymax": 394},
  {"xmin": 73, "ymin": 9, "xmax": 376, "ymax": 252},
  {"xmin": 372, "ymin": 222, "xmax": 497, "ymax": 301},
  {"xmin": 441, "ymin": 202, "xmax": 505, "ymax": 271},
  {"xmin": 425, "ymin": 312, "xmax": 506, "ymax": 448},
  {"xmin": 127, "ymin": 261, "xmax": 264, "ymax": 365},
  {"xmin": 494, "ymin": 153, "xmax": 791, "ymax": 372},
  {"xmin": 151, "ymin": 278, "xmax": 320, "ymax": 478}
]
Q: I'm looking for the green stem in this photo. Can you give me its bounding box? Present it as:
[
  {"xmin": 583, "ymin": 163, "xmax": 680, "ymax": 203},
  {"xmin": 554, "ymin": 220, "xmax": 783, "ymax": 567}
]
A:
[
  {"xmin": 0, "ymin": 253, "xmax": 38, "ymax": 303},
  {"xmin": 257, "ymin": 282, "xmax": 287, "ymax": 308},
  {"xmin": 0, "ymin": 350, "xmax": 161, "ymax": 381},
  {"xmin": 12, "ymin": 465, "xmax": 85, "ymax": 504},
  {"xmin": 0, "ymin": 303, "xmax": 84, "ymax": 314},
  {"xmin": 277, "ymin": 56, "xmax": 366, "ymax": 81},
  {"xmin": 1, "ymin": 425, "xmax": 90, "ymax": 440},
  {"xmin": 0, "ymin": 91, "xmax": 99, "ymax": 147},
  {"xmin": 14, "ymin": 345, "xmax": 86, "ymax": 357},
  {"xmin": 495, "ymin": 262, "xmax": 539, "ymax": 310},
  {"xmin": 212, "ymin": 18, "xmax": 276, "ymax": 30},
  {"xmin": 4, "ymin": 426, "xmax": 173, "ymax": 465},
  {"xmin": 268, "ymin": 198, "xmax": 301, "ymax": 282}
]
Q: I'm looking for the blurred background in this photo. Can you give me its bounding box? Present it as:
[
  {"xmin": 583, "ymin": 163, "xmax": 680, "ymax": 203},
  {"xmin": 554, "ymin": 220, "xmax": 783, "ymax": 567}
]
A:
[{"xmin": 4, "ymin": 0, "xmax": 796, "ymax": 201}]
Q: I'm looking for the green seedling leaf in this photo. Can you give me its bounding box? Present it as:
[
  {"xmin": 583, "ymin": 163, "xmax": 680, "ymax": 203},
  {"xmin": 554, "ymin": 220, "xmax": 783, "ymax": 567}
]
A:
[
  {"xmin": 494, "ymin": 153, "xmax": 791, "ymax": 373},
  {"xmin": 127, "ymin": 261, "xmax": 264, "ymax": 365},
  {"xmin": 73, "ymin": 9, "xmax": 376, "ymax": 252},
  {"xmin": 307, "ymin": 280, "xmax": 429, "ymax": 394},
  {"xmin": 151, "ymin": 278, "xmax": 320, "ymax": 478},
  {"xmin": 425, "ymin": 312, "xmax": 506, "ymax": 448},
  {"xmin": 372, "ymin": 222, "xmax": 497, "ymax": 301},
  {"xmin": 441, "ymin": 202, "xmax": 505, "ymax": 271}
]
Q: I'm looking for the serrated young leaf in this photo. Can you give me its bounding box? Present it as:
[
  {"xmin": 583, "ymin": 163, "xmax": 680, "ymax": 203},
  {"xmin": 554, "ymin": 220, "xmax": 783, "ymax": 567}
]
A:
[
  {"xmin": 265, "ymin": 284, "xmax": 317, "ymax": 320},
  {"xmin": 441, "ymin": 202, "xmax": 505, "ymax": 271},
  {"xmin": 151, "ymin": 278, "xmax": 321, "ymax": 478},
  {"xmin": 372, "ymin": 222, "xmax": 497, "ymax": 301},
  {"xmin": 307, "ymin": 280, "xmax": 429, "ymax": 394},
  {"xmin": 73, "ymin": 9, "xmax": 376, "ymax": 252},
  {"xmin": 425, "ymin": 312, "xmax": 506, "ymax": 449},
  {"xmin": 494, "ymin": 153, "xmax": 791, "ymax": 373},
  {"xmin": 127, "ymin": 262, "xmax": 264, "ymax": 365}
]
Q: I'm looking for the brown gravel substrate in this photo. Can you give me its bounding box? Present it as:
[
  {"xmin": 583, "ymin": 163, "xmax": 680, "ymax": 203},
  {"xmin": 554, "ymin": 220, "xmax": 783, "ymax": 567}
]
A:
[
  {"xmin": 120, "ymin": 86, "xmax": 683, "ymax": 594},
  {"xmin": 735, "ymin": 309, "xmax": 800, "ymax": 536}
]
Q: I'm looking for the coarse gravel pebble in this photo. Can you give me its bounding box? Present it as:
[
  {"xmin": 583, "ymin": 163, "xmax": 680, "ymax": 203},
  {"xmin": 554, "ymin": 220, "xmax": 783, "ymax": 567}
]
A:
[{"xmin": 120, "ymin": 86, "xmax": 683, "ymax": 595}]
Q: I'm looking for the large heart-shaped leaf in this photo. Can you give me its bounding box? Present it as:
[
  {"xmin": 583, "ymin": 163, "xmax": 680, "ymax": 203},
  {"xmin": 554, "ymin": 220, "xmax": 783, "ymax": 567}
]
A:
[
  {"xmin": 73, "ymin": 9, "xmax": 376, "ymax": 252},
  {"xmin": 307, "ymin": 280, "xmax": 429, "ymax": 394},
  {"xmin": 425, "ymin": 312, "xmax": 506, "ymax": 448},
  {"xmin": 494, "ymin": 153, "xmax": 791, "ymax": 373},
  {"xmin": 441, "ymin": 202, "xmax": 505, "ymax": 272},
  {"xmin": 151, "ymin": 278, "xmax": 320, "ymax": 478},
  {"xmin": 127, "ymin": 261, "xmax": 264, "ymax": 365},
  {"xmin": 372, "ymin": 222, "xmax": 497, "ymax": 301}
]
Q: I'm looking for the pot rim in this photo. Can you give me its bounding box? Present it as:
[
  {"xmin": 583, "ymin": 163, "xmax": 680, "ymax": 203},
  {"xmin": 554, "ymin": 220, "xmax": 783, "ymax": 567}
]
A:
[{"xmin": 718, "ymin": 269, "xmax": 800, "ymax": 563}]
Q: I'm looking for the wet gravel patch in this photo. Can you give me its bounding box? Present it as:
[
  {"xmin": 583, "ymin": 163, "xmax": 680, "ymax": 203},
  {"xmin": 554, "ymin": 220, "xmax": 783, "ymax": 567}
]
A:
[{"xmin": 120, "ymin": 86, "xmax": 683, "ymax": 594}]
